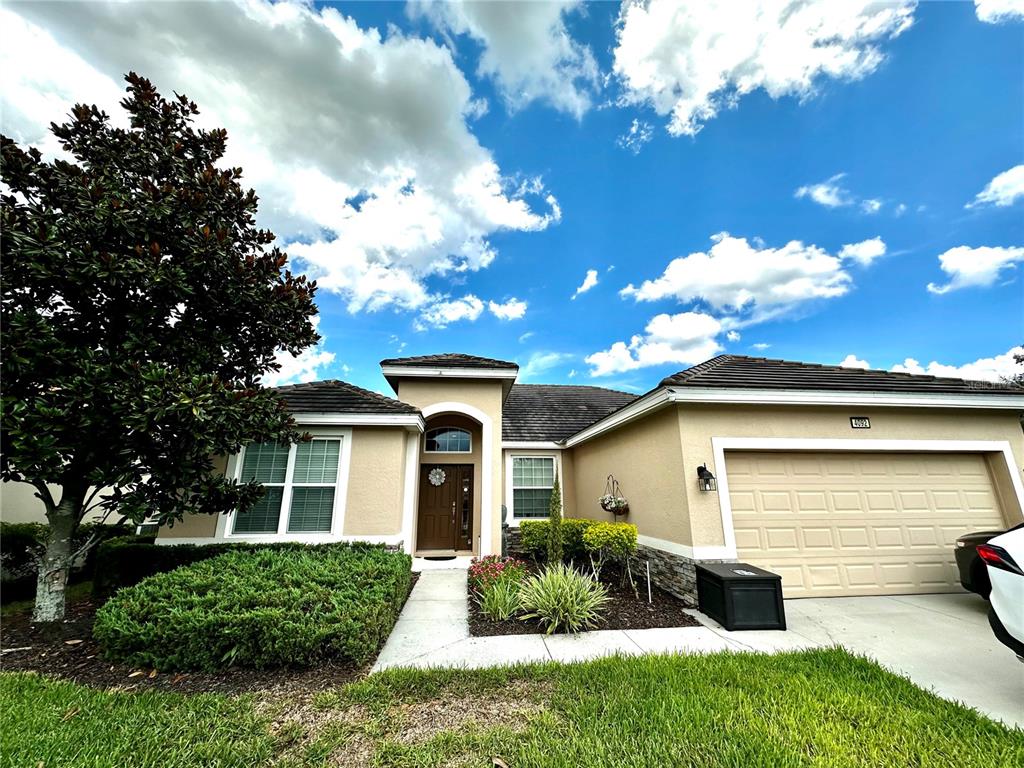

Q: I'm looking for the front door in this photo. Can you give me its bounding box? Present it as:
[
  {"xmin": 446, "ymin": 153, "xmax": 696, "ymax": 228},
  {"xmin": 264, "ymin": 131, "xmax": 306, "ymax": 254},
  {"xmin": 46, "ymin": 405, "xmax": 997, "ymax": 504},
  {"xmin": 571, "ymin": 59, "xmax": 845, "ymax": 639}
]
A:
[{"xmin": 417, "ymin": 464, "xmax": 473, "ymax": 551}]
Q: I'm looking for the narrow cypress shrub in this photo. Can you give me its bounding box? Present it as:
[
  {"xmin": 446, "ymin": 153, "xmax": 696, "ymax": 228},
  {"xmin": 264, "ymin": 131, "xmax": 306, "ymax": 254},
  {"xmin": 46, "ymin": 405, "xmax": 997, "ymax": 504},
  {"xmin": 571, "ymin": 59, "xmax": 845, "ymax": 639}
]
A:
[{"xmin": 546, "ymin": 472, "xmax": 564, "ymax": 564}]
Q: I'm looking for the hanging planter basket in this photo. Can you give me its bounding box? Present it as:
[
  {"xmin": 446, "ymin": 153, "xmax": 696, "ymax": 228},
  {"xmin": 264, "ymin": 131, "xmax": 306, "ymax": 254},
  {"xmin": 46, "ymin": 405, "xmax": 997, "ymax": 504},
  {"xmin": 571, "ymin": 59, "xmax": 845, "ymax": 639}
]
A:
[{"xmin": 599, "ymin": 475, "xmax": 629, "ymax": 517}]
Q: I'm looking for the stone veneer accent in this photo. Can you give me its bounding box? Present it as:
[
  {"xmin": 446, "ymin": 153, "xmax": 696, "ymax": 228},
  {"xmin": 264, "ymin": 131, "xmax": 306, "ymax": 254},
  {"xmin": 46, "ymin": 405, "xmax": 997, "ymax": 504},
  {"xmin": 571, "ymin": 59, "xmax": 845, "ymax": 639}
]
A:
[
  {"xmin": 504, "ymin": 524, "xmax": 731, "ymax": 606},
  {"xmin": 634, "ymin": 543, "xmax": 736, "ymax": 607}
]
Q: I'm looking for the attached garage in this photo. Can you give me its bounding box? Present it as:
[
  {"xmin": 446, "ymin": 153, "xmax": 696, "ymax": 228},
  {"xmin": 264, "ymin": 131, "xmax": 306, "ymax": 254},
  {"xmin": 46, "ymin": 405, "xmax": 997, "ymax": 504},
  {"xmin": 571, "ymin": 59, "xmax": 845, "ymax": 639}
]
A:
[{"xmin": 726, "ymin": 450, "xmax": 1009, "ymax": 597}]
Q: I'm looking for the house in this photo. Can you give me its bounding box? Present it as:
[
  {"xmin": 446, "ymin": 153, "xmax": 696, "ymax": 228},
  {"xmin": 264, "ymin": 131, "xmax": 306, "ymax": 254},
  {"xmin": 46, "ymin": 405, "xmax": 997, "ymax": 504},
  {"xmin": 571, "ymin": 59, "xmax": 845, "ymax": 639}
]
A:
[{"xmin": 151, "ymin": 353, "xmax": 1024, "ymax": 602}]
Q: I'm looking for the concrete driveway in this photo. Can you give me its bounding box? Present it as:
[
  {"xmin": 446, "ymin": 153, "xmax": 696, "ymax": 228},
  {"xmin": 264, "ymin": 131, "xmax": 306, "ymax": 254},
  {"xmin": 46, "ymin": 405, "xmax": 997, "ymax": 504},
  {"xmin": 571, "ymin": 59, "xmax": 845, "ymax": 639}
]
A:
[{"xmin": 766, "ymin": 593, "xmax": 1024, "ymax": 729}]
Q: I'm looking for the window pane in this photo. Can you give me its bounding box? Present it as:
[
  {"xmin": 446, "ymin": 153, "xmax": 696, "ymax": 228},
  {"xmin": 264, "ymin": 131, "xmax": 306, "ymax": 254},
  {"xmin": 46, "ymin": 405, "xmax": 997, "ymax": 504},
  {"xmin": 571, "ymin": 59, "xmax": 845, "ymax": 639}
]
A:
[
  {"xmin": 512, "ymin": 457, "xmax": 554, "ymax": 488},
  {"xmin": 425, "ymin": 428, "xmax": 470, "ymax": 453},
  {"xmin": 293, "ymin": 440, "xmax": 340, "ymax": 484},
  {"xmin": 234, "ymin": 487, "xmax": 283, "ymax": 533},
  {"xmin": 288, "ymin": 487, "xmax": 335, "ymax": 532},
  {"xmin": 514, "ymin": 488, "xmax": 552, "ymax": 518},
  {"xmin": 240, "ymin": 442, "xmax": 289, "ymax": 484}
]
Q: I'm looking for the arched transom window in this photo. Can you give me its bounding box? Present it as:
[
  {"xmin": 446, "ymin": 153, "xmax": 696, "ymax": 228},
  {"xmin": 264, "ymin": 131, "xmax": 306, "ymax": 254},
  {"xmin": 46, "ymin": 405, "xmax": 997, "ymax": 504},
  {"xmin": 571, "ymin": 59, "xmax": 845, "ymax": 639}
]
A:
[{"xmin": 425, "ymin": 427, "xmax": 471, "ymax": 453}]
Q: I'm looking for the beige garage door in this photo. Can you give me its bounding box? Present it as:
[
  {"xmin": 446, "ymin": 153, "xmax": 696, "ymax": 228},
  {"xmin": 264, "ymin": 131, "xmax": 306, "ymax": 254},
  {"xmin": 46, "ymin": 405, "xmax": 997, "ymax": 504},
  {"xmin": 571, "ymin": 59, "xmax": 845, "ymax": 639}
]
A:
[{"xmin": 727, "ymin": 451, "xmax": 1007, "ymax": 598}]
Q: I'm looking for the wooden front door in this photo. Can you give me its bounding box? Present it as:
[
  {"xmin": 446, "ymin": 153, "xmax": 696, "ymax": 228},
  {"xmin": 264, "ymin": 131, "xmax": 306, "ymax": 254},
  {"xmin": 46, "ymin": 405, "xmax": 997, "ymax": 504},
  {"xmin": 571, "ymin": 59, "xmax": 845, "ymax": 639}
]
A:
[{"xmin": 417, "ymin": 464, "xmax": 473, "ymax": 551}]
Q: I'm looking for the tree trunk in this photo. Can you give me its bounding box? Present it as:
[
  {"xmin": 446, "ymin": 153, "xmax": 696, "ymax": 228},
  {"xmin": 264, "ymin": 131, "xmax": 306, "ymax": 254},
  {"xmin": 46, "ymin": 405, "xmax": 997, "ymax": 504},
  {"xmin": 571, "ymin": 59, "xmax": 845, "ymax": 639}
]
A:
[{"xmin": 31, "ymin": 487, "xmax": 86, "ymax": 623}]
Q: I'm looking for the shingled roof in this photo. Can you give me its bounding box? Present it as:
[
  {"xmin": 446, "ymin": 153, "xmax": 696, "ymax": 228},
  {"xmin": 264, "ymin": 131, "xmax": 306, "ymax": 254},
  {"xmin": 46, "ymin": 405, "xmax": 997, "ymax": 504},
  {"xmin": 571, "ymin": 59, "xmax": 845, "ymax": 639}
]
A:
[
  {"xmin": 273, "ymin": 380, "xmax": 420, "ymax": 414},
  {"xmin": 503, "ymin": 384, "xmax": 638, "ymax": 442},
  {"xmin": 380, "ymin": 353, "xmax": 518, "ymax": 369},
  {"xmin": 659, "ymin": 355, "xmax": 1022, "ymax": 395}
]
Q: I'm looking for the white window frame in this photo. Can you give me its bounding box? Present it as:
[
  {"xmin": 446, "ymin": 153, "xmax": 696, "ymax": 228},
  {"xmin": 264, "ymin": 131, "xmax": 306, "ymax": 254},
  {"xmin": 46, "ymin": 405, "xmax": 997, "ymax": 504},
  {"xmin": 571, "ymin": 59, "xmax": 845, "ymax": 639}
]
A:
[
  {"xmin": 219, "ymin": 427, "xmax": 353, "ymax": 542},
  {"xmin": 424, "ymin": 426, "xmax": 473, "ymax": 454},
  {"xmin": 506, "ymin": 452, "xmax": 563, "ymax": 526}
]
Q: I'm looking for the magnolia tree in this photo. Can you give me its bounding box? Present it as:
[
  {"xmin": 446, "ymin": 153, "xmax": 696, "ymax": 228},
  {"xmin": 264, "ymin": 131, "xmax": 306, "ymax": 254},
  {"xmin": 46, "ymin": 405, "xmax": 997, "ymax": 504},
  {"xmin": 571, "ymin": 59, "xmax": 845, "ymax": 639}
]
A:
[{"xmin": 1, "ymin": 74, "xmax": 320, "ymax": 622}]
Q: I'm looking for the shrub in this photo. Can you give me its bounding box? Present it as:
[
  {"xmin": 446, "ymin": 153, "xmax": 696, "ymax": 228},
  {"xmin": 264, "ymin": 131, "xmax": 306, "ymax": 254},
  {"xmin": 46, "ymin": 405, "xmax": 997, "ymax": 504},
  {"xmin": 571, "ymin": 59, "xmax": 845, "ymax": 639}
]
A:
[
  {"xmin": 519, "ymin": 563, "xmax": 609, "ymax": 634},
  {"xmin": 93, "ymin": 543, "xmax": 411, "ymax": 671},
  {"xmin": 476, "ymin": 578, "xmax": 522, "ymax": 622},
  {"xmin": 91, "ymin": 536, "xmax": 331, "ymax": 601},
  {"xmin": 583, "ymin": 521, "xmax": 638, "ymax": 579},
  {"xmin": 468, "ymin": 554, "xmax": 526, "ymax": 592},
  {"xmin": 547, "ymin": 474, "xmax": 564, "ymax": 564},
  {"xmin": 519, "ymin": 518, "xmax": 596, "ymax": 563}
]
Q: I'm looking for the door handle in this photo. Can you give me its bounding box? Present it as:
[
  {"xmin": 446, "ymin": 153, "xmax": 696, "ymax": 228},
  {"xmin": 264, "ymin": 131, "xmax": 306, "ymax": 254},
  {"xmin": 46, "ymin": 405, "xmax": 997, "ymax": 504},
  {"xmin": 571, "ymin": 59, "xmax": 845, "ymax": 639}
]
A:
[{"xmin": 451, "ymin": 500, "xmax": 456, "ymax": 524}]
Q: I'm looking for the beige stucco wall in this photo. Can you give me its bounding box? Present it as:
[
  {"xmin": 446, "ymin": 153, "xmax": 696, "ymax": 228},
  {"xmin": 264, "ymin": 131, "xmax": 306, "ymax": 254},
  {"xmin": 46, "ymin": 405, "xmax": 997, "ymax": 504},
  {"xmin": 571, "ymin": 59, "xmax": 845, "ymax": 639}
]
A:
[
  {"xmin": 676, "ymin": 404, "xmax": 1024, "ymax": 549},
  {"xmin": 397, "ymin": 378, "xmax": 504, "ymax": 554},
  {"xmin": 343, "ymin": 426, "xmax": 409, "ymax": 537},
  {"xmin": 570, "ymin": 406, "xmax": 690, "ymax": 543}
]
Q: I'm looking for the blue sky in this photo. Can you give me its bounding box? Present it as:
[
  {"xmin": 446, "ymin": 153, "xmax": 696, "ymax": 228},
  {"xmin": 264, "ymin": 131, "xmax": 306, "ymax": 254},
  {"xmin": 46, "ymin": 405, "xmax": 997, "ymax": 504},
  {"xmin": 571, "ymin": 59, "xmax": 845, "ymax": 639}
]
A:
[{"xmin": 2, "ymin": 1, "xmax": 1022, "ymax": 394}]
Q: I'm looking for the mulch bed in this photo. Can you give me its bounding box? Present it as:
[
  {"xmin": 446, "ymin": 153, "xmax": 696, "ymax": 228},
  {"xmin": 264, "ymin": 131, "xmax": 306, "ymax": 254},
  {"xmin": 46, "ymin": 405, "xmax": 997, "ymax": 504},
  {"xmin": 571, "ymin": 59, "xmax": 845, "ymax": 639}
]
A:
[
  {"xmin": 468, "ymin": 563, "xmax": 699, "ymax": 637},
  {"xmin": 0, "ymin": 572, "xmax": 419, "ymax": 695}
]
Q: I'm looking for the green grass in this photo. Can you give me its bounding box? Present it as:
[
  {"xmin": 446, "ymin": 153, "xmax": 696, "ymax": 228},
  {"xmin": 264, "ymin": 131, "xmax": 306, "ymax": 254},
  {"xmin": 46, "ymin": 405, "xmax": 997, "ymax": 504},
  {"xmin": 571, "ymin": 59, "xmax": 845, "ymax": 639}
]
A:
[
  {"xmin": 0, "ymin": 673, "xmax": 274, "ymax": 768},
  {"xmin": 1, "ymin": 580, "xmax": 93, "ymax": 618},
  {"xmin": 3, "ymin": 649, "xmax": 1022, "ymax": 767}
]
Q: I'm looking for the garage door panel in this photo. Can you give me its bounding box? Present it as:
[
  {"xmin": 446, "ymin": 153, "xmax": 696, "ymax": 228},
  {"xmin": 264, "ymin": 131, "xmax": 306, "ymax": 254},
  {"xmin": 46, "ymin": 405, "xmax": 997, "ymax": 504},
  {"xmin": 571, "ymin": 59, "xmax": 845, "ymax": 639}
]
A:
[{"xmin": 728, "ymin": 451, "xmax": 1007, "ymax": 597}]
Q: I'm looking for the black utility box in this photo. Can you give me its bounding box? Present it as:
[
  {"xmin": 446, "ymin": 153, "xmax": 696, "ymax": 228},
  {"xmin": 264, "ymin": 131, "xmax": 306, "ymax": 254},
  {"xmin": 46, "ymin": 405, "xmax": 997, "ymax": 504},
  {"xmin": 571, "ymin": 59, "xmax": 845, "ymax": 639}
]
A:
[{"xmin": 696, "ymin": 562, "xmax": 786, "ymax": 631}]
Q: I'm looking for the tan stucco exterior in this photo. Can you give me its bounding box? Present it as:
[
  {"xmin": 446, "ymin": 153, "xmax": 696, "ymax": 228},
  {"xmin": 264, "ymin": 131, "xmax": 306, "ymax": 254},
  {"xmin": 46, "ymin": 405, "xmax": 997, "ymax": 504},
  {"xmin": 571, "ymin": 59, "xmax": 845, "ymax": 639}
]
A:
[
  {"xmin": 570, "ymin": 406, "xmax": 690, "ymax": 543},
  {"xmin": 343, "ymin": 426, "xmax": 410, "ymax": 537}
]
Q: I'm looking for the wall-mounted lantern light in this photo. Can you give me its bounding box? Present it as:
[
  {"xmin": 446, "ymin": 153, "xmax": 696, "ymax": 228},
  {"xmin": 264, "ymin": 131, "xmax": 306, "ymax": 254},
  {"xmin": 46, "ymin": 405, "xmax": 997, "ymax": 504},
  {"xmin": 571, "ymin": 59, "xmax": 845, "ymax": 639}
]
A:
[{"xmin": 696, "ymin": 463, "xmax": 717, "ymax": 492}]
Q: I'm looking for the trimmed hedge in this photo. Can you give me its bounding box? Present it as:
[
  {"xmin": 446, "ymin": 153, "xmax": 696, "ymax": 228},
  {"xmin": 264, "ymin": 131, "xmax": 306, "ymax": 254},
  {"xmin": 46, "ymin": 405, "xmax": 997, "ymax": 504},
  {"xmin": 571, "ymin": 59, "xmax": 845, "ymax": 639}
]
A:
[
  {"xmin": 93, "ymin": 543, "xmax": 412, "ymax": 671},
  {"xmin": 519, "ymin": 518, "xmax": 596, "ymax": 562},
  {"xmin": 0, "ymin": 521, "xmax": 134, "ymax": 604},
  {"xmin": 93, "ymin": 537, "xmax": 252, "ymax": 601}
]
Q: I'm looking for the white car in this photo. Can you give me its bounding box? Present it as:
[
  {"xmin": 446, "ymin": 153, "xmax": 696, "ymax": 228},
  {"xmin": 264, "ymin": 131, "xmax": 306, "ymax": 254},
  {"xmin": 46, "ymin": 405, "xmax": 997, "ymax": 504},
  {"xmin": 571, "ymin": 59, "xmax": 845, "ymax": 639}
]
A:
[{"xmin": 979, "ymin": 524, "xmax": 1024, "ymax": 659}]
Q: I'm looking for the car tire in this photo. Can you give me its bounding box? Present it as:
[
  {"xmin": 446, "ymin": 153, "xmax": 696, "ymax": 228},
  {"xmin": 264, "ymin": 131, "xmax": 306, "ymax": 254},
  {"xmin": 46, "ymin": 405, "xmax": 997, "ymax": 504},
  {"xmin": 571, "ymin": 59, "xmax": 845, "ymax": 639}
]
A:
[{"xmin": 972, "ymin": 561, "xmax": 992, "ymax": 600}]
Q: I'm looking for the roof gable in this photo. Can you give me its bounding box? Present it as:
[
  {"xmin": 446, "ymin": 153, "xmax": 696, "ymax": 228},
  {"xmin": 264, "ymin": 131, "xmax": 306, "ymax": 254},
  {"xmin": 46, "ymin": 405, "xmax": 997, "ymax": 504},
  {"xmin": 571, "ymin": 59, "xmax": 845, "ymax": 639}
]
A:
[{"xmin": 379, "ymin": 353, "xmax": 518, "ymax": 369}]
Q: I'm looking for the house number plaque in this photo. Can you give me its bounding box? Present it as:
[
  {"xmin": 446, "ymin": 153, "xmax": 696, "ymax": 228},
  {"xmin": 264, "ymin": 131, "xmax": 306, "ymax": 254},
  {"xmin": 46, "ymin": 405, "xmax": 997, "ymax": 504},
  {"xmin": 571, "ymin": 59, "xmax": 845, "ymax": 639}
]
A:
[{"xmin": 850, "ymin": 417, "xmax": 871, "ymax": 429}]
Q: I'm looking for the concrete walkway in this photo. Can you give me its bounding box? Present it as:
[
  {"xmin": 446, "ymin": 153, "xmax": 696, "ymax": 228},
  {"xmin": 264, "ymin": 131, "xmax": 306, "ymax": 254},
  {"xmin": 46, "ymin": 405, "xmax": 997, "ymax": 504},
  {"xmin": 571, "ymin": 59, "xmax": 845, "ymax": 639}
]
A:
[{"xmin": 375, "ymin": 569, "xmax": 1024, "ymax": 729}]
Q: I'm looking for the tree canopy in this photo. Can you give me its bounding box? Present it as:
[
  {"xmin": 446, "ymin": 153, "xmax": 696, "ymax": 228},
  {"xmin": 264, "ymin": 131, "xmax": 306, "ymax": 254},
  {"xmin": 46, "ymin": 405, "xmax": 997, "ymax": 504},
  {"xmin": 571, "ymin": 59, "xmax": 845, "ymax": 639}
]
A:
[{"xmin": 1, "ymin": 73, "xmax": 320, "ymax": 618}]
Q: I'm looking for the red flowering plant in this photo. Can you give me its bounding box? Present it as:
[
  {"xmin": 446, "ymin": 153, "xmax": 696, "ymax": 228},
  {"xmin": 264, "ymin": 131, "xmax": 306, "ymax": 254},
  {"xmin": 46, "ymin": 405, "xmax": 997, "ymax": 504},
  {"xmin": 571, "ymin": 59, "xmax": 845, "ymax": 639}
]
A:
[{"xmin": 468, "ymin": 554, "xmax": 527, "ymax": 592}]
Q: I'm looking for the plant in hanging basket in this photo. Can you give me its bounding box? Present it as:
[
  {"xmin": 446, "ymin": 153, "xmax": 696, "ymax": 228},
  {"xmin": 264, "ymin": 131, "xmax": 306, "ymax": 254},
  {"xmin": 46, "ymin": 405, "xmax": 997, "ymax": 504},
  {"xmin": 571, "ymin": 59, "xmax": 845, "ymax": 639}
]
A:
[{"xmin": 598, "ymin": 494, "xmax": 629, "ymax": 515}]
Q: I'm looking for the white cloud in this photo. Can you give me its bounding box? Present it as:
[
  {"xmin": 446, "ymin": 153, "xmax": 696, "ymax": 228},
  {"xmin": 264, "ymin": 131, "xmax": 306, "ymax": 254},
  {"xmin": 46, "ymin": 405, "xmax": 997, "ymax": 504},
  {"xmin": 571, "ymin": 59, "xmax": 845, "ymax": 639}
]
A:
[
  {"xmin": 567, "ymin": 368, "xmax": 577, "ymax": 378},
  {"xmin": 520, "ymin": 351, "xmax": 574, "ymax": 381},
  {"xmin": 795, "ymin": 174, "xmax": 853, "ymax": 208},
  {"xmin": 726, "ymin": 330, "xmax": 741, "ymax": 342},
  {"xmin": 617, "ymin": 119, "xmax": 654, "ymax": 154},
  {"xmin": 839, "ymin": 354, "xmax": 871, "ymax": 369},
  {"xmin": 613, "ymin": 0, "xmax": 914, "ymax": 136},
  {"xmin": 262, "ymin": 317, "xmax": 336, "ymax": 386},
  {"xmin": 0, "ymin": 1, "xmax": 559, "ymax": 317},
  {"xmin": 411, "ymin": 0, "xmax": 599, "ymax": 117},
  {"xmin": 488, "ymin": 297, "xmax": 528, "ymax": 321},
  {"xmin": 839, "ymin": 236, "xmax": 887, "ymax": 267},
  {"xmin": 572, "ymin": 269, "xmax": 599, "ymax": 299},
  {"xmin": 518, "ymin": 331, "xmax": 535, "ymax": 343},
  {"xmin": 621, "ymin": 232, "xmax": 867, "ymax": 324},
  {"xmin": 751, "ymin": 342, "xmax": 771, "ymax": 351},
  {"xmin": 585, "ymin": 311, "xmax": 723, "ymax": 376},
  {"xmin": 975, "ymin": 0, "xmax": 1024, "ymax": 23},
  {"xmin": 894, "ymin": 203, "xmax": 908, "ymax": 216},
  {"xmin": 926, "ymin": 245, "xmax": 1024, "ymax": 294},
  {"xmin": 966, "ymin": 165, "xmax": 1024, "ymax": 209},
  {"xmin": 860, "ymin": 198, "xmax": 883, "ymax": 214},
  {"xmin": 892, "ymin": 346, "xmax": 1024, "ymax": 383},
  {"xmin": 414, "ymin": 294, "xmax": 484, "ymax": 330}
]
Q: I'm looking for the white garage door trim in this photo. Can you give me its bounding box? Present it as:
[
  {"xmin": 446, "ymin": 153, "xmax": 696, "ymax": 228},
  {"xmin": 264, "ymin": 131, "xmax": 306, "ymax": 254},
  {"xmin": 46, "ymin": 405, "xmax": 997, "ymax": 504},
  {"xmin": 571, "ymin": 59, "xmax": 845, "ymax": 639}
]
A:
[{"xmin": 710, "ymin": 438, "xmax": 1024, "ymax": 561}]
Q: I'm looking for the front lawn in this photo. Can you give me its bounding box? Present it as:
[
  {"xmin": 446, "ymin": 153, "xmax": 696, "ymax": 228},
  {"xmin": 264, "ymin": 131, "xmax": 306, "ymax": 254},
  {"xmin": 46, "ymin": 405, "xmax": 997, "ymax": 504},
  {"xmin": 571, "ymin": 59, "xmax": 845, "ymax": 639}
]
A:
[{"xmin": 4, "ymin": 648, "xmax": 1021, "ymax": 767}]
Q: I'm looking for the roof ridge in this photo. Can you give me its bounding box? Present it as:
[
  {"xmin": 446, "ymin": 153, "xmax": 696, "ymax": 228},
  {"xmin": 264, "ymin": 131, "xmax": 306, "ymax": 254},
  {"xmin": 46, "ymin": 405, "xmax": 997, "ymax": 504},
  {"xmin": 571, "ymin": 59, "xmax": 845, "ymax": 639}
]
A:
[{"xmin": 511, "ymin": 382, "xmax": 637, "ymax": 395}]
